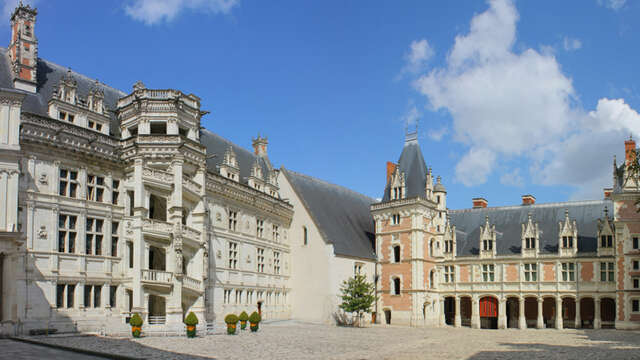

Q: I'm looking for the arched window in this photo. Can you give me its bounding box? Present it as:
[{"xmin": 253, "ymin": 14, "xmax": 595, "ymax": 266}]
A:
[
  {"xmin": 303, "ymin": 226, "xmax": 308, "ymax": 245},
  {"xmin": 393, "ymin": 245, "xmax": 401, "ymax": 263},
  {"xmin": 393, "ymin": 277, "xmax": 401, "ymax": 295}
]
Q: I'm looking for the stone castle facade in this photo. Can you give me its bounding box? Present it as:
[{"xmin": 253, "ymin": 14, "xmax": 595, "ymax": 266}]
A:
[{"xmin": 1, "ymin": 4, "xmax": 640, "ymax": 336}]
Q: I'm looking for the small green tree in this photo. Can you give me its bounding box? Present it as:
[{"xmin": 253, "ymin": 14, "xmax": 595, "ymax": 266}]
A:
[{"xmin": 339, "ymin": 274, "xmax": 376, "ymax": 327}]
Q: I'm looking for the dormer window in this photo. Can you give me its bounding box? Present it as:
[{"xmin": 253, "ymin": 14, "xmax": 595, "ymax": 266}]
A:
[
  {"xmin": 562, "ymin": 236, "xmax": 573, "ymax": 248},
  {"xmin": 601, "ymin": 235, "xmax": 613, "ymax": 248},
  {"xmin": 58, "ymin": 111, "xmax": 74, "ymax": 123},
  {"xmin": 525, "ymin": 237, "xmax": 535, "ymax": 249},
  {"xmin": 393, "ymin": 187, "xmax": 402, "ymax": 199},
  {"xmin": 444, "ymin": 239, "xmax": 453, "ymax": 253},
  {"xmin": 483, "ymin": 239, "xmax": 493, "ymax": 251},
  {"xmin": 392, "ymin": 214, "xmax": 400, "ymax": 225}
]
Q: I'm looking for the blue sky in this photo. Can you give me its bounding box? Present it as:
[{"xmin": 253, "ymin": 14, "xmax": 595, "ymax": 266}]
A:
[{"xmin": 7, "ymin": 0, "xmax": 640, "ymax": 209}]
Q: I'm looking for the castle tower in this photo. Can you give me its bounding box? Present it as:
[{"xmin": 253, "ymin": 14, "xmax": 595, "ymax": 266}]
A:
[
  {"xmin": 8, "ymin": 2, "xmax": 37, "ymax": 93},
  {"xmin": 371, "ymin": 131, "xmax": 444, "ymax": 326}
]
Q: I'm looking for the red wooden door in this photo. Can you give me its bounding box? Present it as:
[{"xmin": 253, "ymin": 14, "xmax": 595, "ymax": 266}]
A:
[{"xmin": 480, "ymin": 297, "xmax": 498, "ymax": 317}]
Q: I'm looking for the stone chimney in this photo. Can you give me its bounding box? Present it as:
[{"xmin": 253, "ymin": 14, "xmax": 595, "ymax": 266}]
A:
[
  {"xmin": 252, "ymin": 135, "xmax": 268, "ymax": 157},
  {"xmin": 8, "ymin": 2, "xmax": 37, "ymax": 93},
  {"xmin": 625, "ymin": 135, "xmax": 636, "ymax": 166},
  {"xmin": 521, "ymin": 194, "xmax": 536, "ymax": 205},
  {"xmin": 472, "ymin": 197, "xmax": 488, "ymax": 209}
]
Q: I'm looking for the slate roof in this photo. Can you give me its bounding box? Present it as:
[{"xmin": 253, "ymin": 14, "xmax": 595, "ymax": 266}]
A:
[
  {"xmin": 449, "ymin": 200, "xmax": 612, "ymax": 257},
  {"xmin": 282, "ymin": 168, "xmax": 376, "ymax": 260},
  {"xmin": 0, "ymin": 48, "xmax": 127, "ymax": 136},
  {"xmin": 200, "ymin": 129, "xmax": 275, "ymax": 186},
  {"xmin": 382, "ymin": 135, "xmax": 428, "ymax": 201}
]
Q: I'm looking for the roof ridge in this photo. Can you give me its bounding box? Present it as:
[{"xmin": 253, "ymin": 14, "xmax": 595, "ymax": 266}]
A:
[
  {"xmin": 282, "ymin": 167, "xmax": 376, "ymax": 203},
  {"xmin": 449, "ymin": 199, "xmax": 610, "ymax": 213},
  {"xmin": 201, "ymin": 129, "xmax": 259, "ymax": 160}
]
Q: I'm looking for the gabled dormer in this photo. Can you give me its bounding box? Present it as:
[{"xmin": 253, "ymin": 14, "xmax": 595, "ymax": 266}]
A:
[
  {"xmin": 220, "ymin": 146, "xmax": 240, "ymax": 181},
  {"xmin": 521, "ymin": 212, "xmax": 539, "ymax": 257},
  {"xmin": 265, "ymin": 170, "xmax": 279, "ymax": 198},
  {"xmin": 479, "ymin": 215, "xmax": 496, "ymax": 258},
  {"xmin": 597, "ymin": 207, "xmax": 615, "ymax": 256},
  {"xmin": 248, "ymin": 159, "xmax": 265, "ymax": 191},
  {"xmin": 87, "ymin": 80, "xmax": 105, "ymax": 115},
  {"xmin": 558, "ymin": 209, "xmax": 578, "ymax": 256},
  {"xmin": 443, "ymin": 216, "xmax": 456, "ymax": 260},
  {"xmin": 57, "ymin": 69, "xmax": 78, "ymax": 105},
  {"xmin": 389, "ymin": 167, "xmax": 406, "ymax": 200}
]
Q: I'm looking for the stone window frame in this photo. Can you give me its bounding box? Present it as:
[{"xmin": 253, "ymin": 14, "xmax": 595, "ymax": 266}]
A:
[
  {"xmin": 354, "ymin": 262, "xmax": 364, "ymax": 276},
  {"xmin": 56, "ymin": 283, "xmax": 76, "ymax": 309},
  {"xmin": 482, "ymin": 264, "xmax": 495, "ymax": 282},
  {"xmin": 632, "ymin": 298, "xmax": 640, "ymax": 314},
  {"xmin": 391, "ymin": 214, "xmax": 401, "ymax": 226},
  {"xmin": 111, "ymin": 221, "xmax": 119, "ymax": 257},
  {"xmin": 633, "ymin": 277, "xmax": 640, "ymax": 289},
  {"xmin": 58, "ymin": 213, "xmax": 78, "ymax": 253},
  {"xmin": 112, "ymin": 180, "xmax": 120, "ymax": 205},
  {"xmin": 83, "ymin": 284, "xmax": 102, "ymax": 309},
  {"xmin": 391, "ymin": 244, "xmax": 401, "ymax": 263},
  {"xmin": 443, "ymin": 265, "xmax": 455, "ymax": 283},
  {"xmin": 228, "ymin": 241, "xmax": 239, "ymax": 270},
  {"xmin": 561, "ymin": 262, "xmax": 576, "ymax": 282},
  {"xmin": 561, "ymin": 236, "xmax": 574, "ymax": 249},
  {"xmin": 223, "ymin": 289, "xmax": 232, "ymax": 304},
  {"xmin": 600, "ymin": 234, "xmax": 614, "ymax": 248},
  {"xmin": 86, "ymin": 173, "xmax": 106, "ymax": 202},
  {"xmin": 58, "ymin": 168, "xmax": 79, "ymax": 198},
  {"xmin": 85, "ymin": 217, "xmax": 104, "ymax": 256},
  {"xmin": 303, "ymin": 226, "xmax": 308, "ymax": 246},
  {"xmin": 272, "ymin": 224, "xmax": 280, "ymax": 242},
  {"xmin": 444, "ymin": 239, "xmax": 454, "ymax": 253},
  {"xmin": 228, "ymin": 210, "xmax": 238, "ymax": 232},
  {"xmin": 633, "ymin": 235, "xmax": 640, "ymax": 250},
  {"xmin": 600, "ymin": 261, "xmax": 615, "ymax": 282},
  {"xmin": 256, "ymin": 219, "xmax": 264, "ymax": 238},
  {"xmin": 390, "ymin": 275, "xmax": 402, "ymax": 296},
  {"xmin": 523, "ymin": 263, "xmax": 538, "ymax": 282},
  {"xmin": 256, "ymin": 247, "xmax": 265, "ymax": 273},
  {"xmin": 524, "ymin": 236, "xmax": 536, "ymax": 249},
  {"xmin": 273, "ymin": 251, "xmax": 281, "ymax": 275},
  {"xmin": 633, "ymin": 259, "xmax": 640, "ymax": 271}
]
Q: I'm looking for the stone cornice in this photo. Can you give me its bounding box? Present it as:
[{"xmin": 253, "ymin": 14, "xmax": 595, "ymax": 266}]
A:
[{"xmin": 206, "ymin": 172, "xmax": 293, "ymax": 225}]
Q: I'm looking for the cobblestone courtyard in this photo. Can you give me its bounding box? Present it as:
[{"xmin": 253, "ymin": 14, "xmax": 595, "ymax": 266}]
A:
[{"xmin": 15, "ymin": 321, "xmax": 640, "ymax": 360}]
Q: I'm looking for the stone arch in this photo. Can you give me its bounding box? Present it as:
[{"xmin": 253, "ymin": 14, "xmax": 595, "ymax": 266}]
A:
[
  {"xmin": 478, "ymin": 295, "xmax": 499, "ymax": 329},
  {"xmin": 579, "ymin": 297, "xmax": 596, "ymax": 328},
  {"xmin": 561, "ymin": 296, "xmax": 577, "ymax": 328},
  {"xmin": 523, "ymin": 296, "xmax": 539, "ymax": 328},
  {"xmin": 600, "ymin": 297, "xmax": 616, "ymax": 328}
]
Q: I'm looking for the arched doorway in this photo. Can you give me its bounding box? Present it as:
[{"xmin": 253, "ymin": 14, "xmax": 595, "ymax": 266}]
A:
[
  {"xmin": 384, "ymin": 309, "xmax": 391, "ymax": 324},
  {"xmin": 601, "ymin": 298, "xmax": 616, "ymax": 329},
  {"xmin": 444, "ymin": 297, "xmax": 455, "ymax": 325},
  {"xmin": 580, "ymin": 298, "xmax": 595, "ymax": 329},
  {"xmin": 479, "ymin": 296, "xmax": 498, "ymax": 329},
  {"xmin": 562, "ymin": 297, "xmax": 576, "ymax": 328},
  {"xmin": 524, "ymin": 297, "xmax": 538, "ymax": 328}
]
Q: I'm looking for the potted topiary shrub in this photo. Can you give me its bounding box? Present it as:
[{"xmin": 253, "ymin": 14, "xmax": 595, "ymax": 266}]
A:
[
  {"xmin": 239, "ymin": 311, "xmax": 249, "ymax": 330},
  {"xmin": 224, "ymin": 314, "xmax": 239, "ymax": 335},
  {"xmin": 184, "ymin": 311, "xmax": 198, "ymax": 338},
  {"xmin": 129, "ymin": 313, "xmax": 143, "ymax": 338},
  {"xmin": 249, "ymin": 311, "xmax": 261, "ymax": 332}
]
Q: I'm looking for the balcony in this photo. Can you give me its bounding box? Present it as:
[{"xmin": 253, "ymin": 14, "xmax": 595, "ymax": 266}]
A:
[
  {"xmin": 183, "ymin": 175, "xmax": 202, "ymax": 197},
  {"xmin": 141, "ymin": 269, "xmax": 173, "ymax": 288},
  {"xmin": 142, "ymin": 218, "xmax": 173, "ymax": 241},
  {"xmin": 183, "ymin": 275, "xmax": 203, "ymax": 293},
  {"xmin": 182, "ymin": 225, "xmax": 202, "ymax": 246}
]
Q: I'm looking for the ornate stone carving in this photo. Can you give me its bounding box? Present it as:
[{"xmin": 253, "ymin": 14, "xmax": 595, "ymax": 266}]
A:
[
  {"xmin": 216, "ymin": 249, "xmax": 222, "ymax": 259},
  {"xmin": 176, "ymin": 249, "xmax": 183, "ymax": 275},
  {"xmin": 38, "ymin": 173, "xmax": 48, "ymax": 185},
  {"xmin": 38, "ymin": 226, "xmax": 47, "ymax": 240}
]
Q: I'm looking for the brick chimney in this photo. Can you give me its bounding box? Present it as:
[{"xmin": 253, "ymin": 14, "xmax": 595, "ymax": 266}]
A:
[
  {"xmin": 386, "ymin": 162, "xmax": 397, "ymax": 184},
  {"xmin": 252, "ymin": 135, "xmax": 268, "ymax": 157},
  {"xmin": 521, "ymin": 194, "xmax": 536, "ymax": 205},
  {"xmin": 8, "ymin": 3, "xmax": 38, "ymax": 93},
  {"xmin": 472, "ymin": 197, "xmax": 488, "ymax": 209},
  {"xmin": 625, "ymin": 136, "xmax": 636, "ymax": 166}
]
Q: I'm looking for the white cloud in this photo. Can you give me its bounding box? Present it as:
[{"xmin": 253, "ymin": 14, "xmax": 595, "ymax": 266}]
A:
[
  {"xmin": 401, "ymin": 105, "xmax": 421, "ymax": 126},
  {"xmin": 411, "ymin": 0, "xmax": 640, "ymax": 198},
  {"xmin": 428, "ymin": 127, "xmax": 448, "ymax": 141},
  {"xmin": 455, "ymin": 147, "xmax": 496, "ymax": 186},
  {"xmin": 2, "ymin": 0, "xmax": 36, "ymax": 21},
  {"xmin": 402, "ymin": 39, "xmax": 434, "ymax": 75},
  {"xmin": 500, "ymin": 168, "xmax": 524, "ymax": 187},
  {"xmin": 563, "ymin": 36, "xmax": 582, "ymax": 51},
  {"xmin": 125, "ymin": 0, "xmax": 238, "ymax": 25},
  {"xmin": 598, "ymin": 0, "xmax": 626, "ymax": 11}
]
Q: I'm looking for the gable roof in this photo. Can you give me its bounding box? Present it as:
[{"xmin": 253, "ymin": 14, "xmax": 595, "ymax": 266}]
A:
[
  {"xmin": 449, "ymin": 199, "xmax": 611, "ymax": 257},
  {"xmin": 382, "ymin": 136, "xmax": 428, "ymax": 201},
  {"xmin": 0, "ymin": 48, "xmax": 127, "ymax": 136},
  {"xmin": 282, "ymin": 168, "xmax": 376, "ymax": 260}
]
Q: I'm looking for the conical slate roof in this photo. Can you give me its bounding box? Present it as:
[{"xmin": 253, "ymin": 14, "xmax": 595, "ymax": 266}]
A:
[{"xmin": 382, "ymin": 134, "xmax": 428, "ymax": 201}]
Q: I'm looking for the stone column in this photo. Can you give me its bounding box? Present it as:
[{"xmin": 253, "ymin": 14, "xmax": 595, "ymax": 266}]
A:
[
  {"xmin": 498, "ymin": 298, "xmax": 507, "ymax": 329},
  {"xmin": 594, "ymin": 298, "xmax": 601, "ymax": 329},
  {"xmin": 454, "ymin": 296, "xmax": 461, "ymax": 328},
  {"xmin": 575, "ymin": 299, "xmax": 581, "ymax": 328},
  {"xmin": 471, "ymin": 297, "xmax": 480, "ymax": 329},
  {"xmin": 556, "ymin": 297, "xmax": 563, "ymax": 329},
  {"xmin": 519, "ymin": 297, "xmax": 526, "ymax": 329},
  {"xmin": 536, "ymin": 298, "xmax": 544, "ymax": 329},
  {"xmin": 439, "ymin": 298, "xmax": 446, "ymax": 327}
]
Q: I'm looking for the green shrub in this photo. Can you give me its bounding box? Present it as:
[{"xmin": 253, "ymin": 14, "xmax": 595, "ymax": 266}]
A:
[
  {"xmin": 239, "ymin": 311, "xmax": 249, "ymax": 321},
  {"xmin": 184, "ymin": 312, "xmax": 199, "ymax": 326},
  {"xmin": 250, "ymin": 323, "xmax": 259, "ymax": 332},
  {"xmin": 132, "ymin": 328, "xmax": 141, "ymax": 338},
  {"xmin": 224, "ymin": 314, "xmax": 239, "ymax": 325},
  {"xmin": 249, "ymin": 311, "xmax": 261, "ymax": 324},
  {"xmin": 129, "ymin": 313, "xmax": 143, "ymax": 327},
  {"xmin": 227, "ymin": 325, "xmax": 236, "ymax": 335}
]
